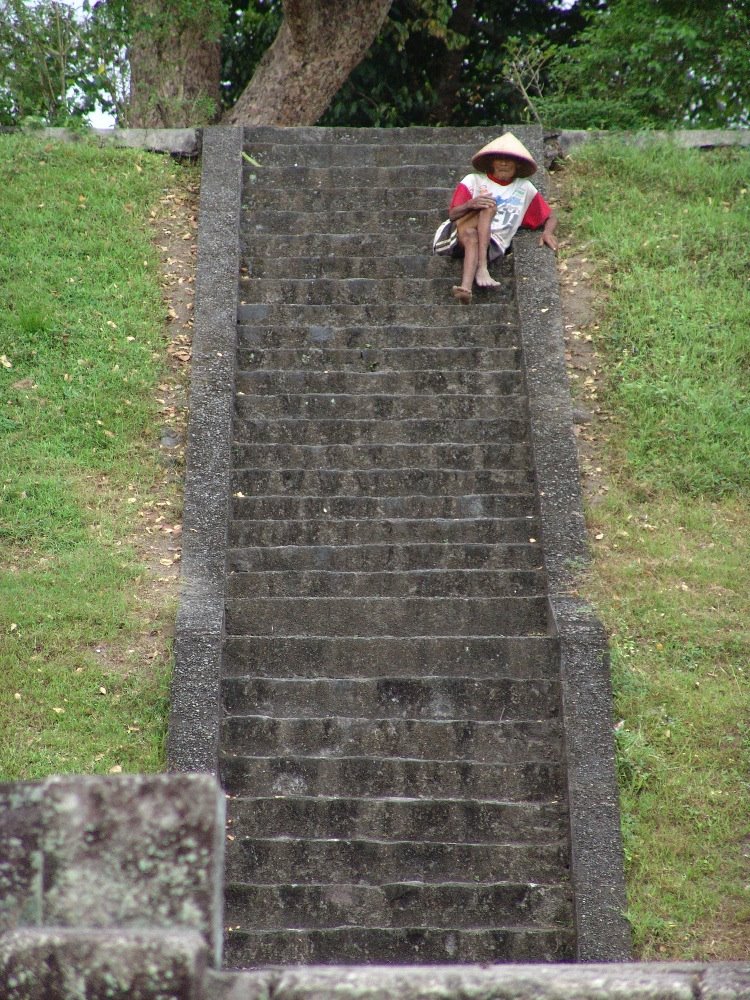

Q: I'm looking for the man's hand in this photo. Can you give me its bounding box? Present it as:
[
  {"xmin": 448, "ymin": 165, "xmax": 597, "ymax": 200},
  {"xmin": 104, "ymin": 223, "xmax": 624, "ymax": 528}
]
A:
[
  {"xmin": 539, "ymin": 231, "xmax": 558, "ymax": 252},
  {"xmin": 469, "ymin": 195, "xmax": 496, "ymax": 212}
]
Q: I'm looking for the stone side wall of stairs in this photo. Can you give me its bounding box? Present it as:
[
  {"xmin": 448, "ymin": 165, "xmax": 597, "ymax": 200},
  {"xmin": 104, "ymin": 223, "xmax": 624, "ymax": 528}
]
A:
[{"xmin": 169, "ymin": 125, "xmax": 630, "ymax": 967}]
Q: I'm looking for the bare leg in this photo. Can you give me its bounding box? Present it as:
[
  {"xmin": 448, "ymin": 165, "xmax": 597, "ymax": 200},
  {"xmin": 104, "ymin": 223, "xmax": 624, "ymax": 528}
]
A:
[
  {"xmin": 474, "ymin": 207, "xmax": 500, "ymax": 288},
  {"xmin": 452, "ymin": 207, "xmax": 499, "ymax": 300},
  {"xmin": 451, "ymin": 214, "xmax": 480, "ymax": 302},
  {"xmin": 453, "ymin": 229, "xmax": 477, "ymax": 301}
]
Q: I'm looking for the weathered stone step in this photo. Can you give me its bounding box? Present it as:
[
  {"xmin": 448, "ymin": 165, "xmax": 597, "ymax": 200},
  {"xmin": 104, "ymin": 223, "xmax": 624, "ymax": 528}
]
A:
[
  {"xmin": 243, "ymin": 255, "xmax": 496, "ymax": 280},
  {"xmin": 232, "ymin": 468, "xmax": 534, "ymax": 497},
  {"xmin": 237, "ymin": 301, "xmax": 515, "ymax": 328},
  {"xmin": 224, "ymin": 879, "xmax": 572, "ymax": 929},
  {"xmin": 226, "ymin": 568, "xmax": 544, "ymax": 599},
  {"xmin": 243, "ymin": 164, "xmax": 463, "ymax": 188},
  {"xmin": 223, "ymin": 924, "xmax": 574, "ymax": 967},
  {"xmin": 236, "ymin": 323, "xmax": 516, "ymax": 350},
  {"xmin": 236, "ymin": 345, "xmax": 519, "ymax": 370},
  {"xmin": 219, "ymin": 713, "xmax": 561, "ymax": 759},
  {"xmin": 235, "ymin": 369, "xmax": 523, "ymax": 397},
  {"xmin": 228, "ymin": 542, "xmax": 541, "ymax": 576},
  {"xmin": 221, "ymin": 675, "xmax": 558, "ymax": 722},
  {"xmin": 228, "ymin": 518, "xmax": 537, "ymax": 547},
  {"xmin": 239, "ymin": 232, "xmax": 505, "ymax": 259},
  {"xmin": 240, "ymin": 142, "xmax": 496, "ymax": 168},
  {"xmin": 225, "ymin": 836, "xmax": 570, "ymax": 886},
  {"xmin": 234, "ymin": 417, "xmax": 526, "ymax": 446},
  {"xmin": 245, "ymin": 207, "xmax": 445, "ymax": 235},
  {"xmin": 219, "ymin": 754, "xmax": 562, "ymax": 800},
  {"xmin": 244, "ymin": 186, "xmax": 449, "ymax": 213},
  {"xmin": 232, "ymin": 442, "xmax": 531, "ymax": 472},
  {"xmin": 229, "ymin": 517, "xmax": 537, "ymax": 556},
  {"xmin": 234, "ymin": 392, "xmax": 526, "ymax": 421},
  {"xmin": 241, "ymin": 277, "xmax": 512, "ymax": 307},
  {"xmin": 230, "ymin": 494, "xmax": 536, "ymax": 521},
  {"xmin": 228, "ymin": 536, "xmax": 542, "ymax": 573},
  {"xmin": 225, "ymin": 798, "xmax": 567, "ymax": 846},
  {"xmin": 224, "ymin": 596, "xmax": 549, "ymax": 637},
  {"xmin": 243, "ymin": 124, "xmax": 498, "ymax": 145},
  {"xmin": 222, "ymin": 634, "xmax": 556, "ymax": 680}
]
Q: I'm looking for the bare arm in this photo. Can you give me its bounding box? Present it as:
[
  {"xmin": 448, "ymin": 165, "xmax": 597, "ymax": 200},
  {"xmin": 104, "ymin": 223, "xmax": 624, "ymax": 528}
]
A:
[{"xmin": 538, "ymin": 210, "xmax": 558, "ymax": 252}]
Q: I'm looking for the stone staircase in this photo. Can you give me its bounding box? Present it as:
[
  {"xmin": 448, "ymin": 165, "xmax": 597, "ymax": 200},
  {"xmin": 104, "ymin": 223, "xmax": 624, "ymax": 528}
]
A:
[{"xmin": 217, "ymin": 127, "xmax": 576, "ymax": 968}]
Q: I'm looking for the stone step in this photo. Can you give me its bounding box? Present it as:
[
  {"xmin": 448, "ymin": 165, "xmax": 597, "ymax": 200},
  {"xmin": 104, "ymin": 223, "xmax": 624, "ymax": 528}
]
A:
[
  {"xmin": 224, "ymin": 596, "xmax": 550, "ymax": 637},
  {"xmin": 244, "ymin": 207, "xmax": 446, "ymax": 234},
  {"xmin": 231, "ymin": 442, "xmax": 531, "ymax": 472},
  {"xmin": 234, "ymin": 368, "xmax": 523, "ymax": 396},
  {"xmin": 225, "ymin": 798, "xmax": 567, "ymax": 846},
  {"xmin": 221, "ymin": 675, "xmax": 559, "ymax": 722},
  {"xmin": 223, "ymin": 924, "xmax": 574, "ymax": 967},
  {"xmin": 222, "ymin": 634, "xmax": 557, "ymax": 680},
  {"xmin": 243, "ymin": 124, "xmax": 498, "ymax": 144},
  {"xmin": 239, "ymin": 232, "xmax": 493, "ymax": 258},
  {"xmin": 230, "ymin": 494, "xmax": 536, "ymax": 521},
  {"xmin": 244, "ymin": 186, "xmax": 450, "ymax": 213},
  {"xmin": 234, "ymin": 392, "xmax": 526, "ymax": 421},
  {"xmin": 224, "ymin": 836, "xmax": 570, "ymax": 886},
  {"xmin": 240, "ymin": 142, "xmax": 497, "ymax": 168},
  {"xmin": 228, "ymin": 518, "xmax": 537, "ymax": 547},
  {"xmin": 232, "ymin": 468, "xmax": 534, "ymax": 496},
  {"xmin": 228, "ymin": 542, "xmax": 540, "ymax": 574},
  {"xmin": 240, "ymin": 277, "xmax": 512, "ymax": 307},
  {"xmin": 243, "ymin": 255, "xmax": 499, "ymax": 281},
  {"xmin": 236, "ymin": 323, "xmax": 516, "ymax": 350},
  {"xmin": 226, "ymin": 568, "xmax": 545, "ymax": 599},
  {"xmin": 233, "ymin": 417, "xmax": 526, "ymax": 446},
  {"xmin": 219, "ymin": 713, "xmax": 562, "ymax": 759},
  {"xmin": 236, "ymin": 344, "xmax": 519, "ymax": 370},
  {"xmin": 243, "ymin": 164, "xmax": 464, "ymax": 188},
  {"xmin": 224, "ymin": 879, "xmax": 572, "ymax": 929},
  {"xmin": 219, "ymin": 754, "xmax": 562, "ymax": 800},
  {"xmin": 237, "ymin": 301, "xmax": 516, "ymax": 327}
]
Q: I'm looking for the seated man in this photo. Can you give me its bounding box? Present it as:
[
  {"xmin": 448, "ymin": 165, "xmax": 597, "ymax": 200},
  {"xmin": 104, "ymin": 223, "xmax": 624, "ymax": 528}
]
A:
[{"xmin": 433, "ymin": 132, "xmax": 558, "ymax": 303}]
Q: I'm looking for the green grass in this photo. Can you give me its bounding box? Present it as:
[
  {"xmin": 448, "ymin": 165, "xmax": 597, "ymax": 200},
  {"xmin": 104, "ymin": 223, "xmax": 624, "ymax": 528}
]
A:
[
  {"xmin": 559, "ymin": 140, "xmax": 750, "ymax": 959},
  {"xmin": 563, "ymin": 142, "xmax": 750, "ymax": 496},
  {"xmin": 0, "ymin": 134, "xmax": 189, "ymax": 779}
]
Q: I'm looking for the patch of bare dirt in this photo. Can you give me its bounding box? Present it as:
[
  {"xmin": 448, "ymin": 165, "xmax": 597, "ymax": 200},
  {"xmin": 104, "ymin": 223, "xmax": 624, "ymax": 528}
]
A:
[
  {"xmin": 100, "ymin": 168, "xmax": 199, "ymax": 676},
  {"xmin": 548, "ymin": 173, "xmax": 611, "ymax": 507}
]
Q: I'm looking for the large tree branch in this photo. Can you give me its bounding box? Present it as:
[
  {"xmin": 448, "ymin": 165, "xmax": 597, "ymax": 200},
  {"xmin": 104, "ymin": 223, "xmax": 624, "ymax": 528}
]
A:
[{"xmin": 224, "ymin": 0, "xmax": 393, "ymax": 126}]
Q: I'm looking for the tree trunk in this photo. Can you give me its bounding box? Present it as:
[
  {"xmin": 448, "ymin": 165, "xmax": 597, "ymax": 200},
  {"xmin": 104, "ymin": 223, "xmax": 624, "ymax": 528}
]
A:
[
  {"xmin": 223, "ymin": 0, "xmax": 393, "ymax": 126},
  {"xmin": 128, "ymin": 2, "xmax": 221, "ymax": 128}
]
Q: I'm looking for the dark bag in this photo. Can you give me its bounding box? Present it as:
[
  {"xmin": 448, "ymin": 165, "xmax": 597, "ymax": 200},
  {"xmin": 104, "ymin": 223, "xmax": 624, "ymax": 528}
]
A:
[{"xmin": 432, "ymin": 218, "xmax": 457, "ymax": 256}]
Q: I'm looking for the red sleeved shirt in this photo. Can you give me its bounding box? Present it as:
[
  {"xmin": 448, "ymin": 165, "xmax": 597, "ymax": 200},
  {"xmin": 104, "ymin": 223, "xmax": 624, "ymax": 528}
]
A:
[{"xmin": 450, "ymin": 180, "xmax": 551, "ymax": 229}]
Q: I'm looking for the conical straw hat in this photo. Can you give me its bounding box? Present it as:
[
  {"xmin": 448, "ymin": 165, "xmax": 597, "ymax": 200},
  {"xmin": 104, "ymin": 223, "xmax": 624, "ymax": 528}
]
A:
[{"xmin": 471, "ymin": 132, "xmax": 538, "ymax": 177}]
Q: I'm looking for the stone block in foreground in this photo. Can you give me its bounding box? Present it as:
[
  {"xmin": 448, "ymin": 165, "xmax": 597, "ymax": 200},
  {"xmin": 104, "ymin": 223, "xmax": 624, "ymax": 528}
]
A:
[
  {"xmin": 0, "ymin": 774, "xmax": 225, "ymax": 968},
  {"xmin": 0, "ymin": 927, "xmax": 206, "ymax": 1000}
]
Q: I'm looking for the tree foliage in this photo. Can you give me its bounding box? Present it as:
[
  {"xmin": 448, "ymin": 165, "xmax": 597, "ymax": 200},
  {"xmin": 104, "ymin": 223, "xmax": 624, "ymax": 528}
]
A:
[
  {"xmin": 538, "ymin": 0, "xmax": 750, "ymax": 129},
  {"xmin": 315, "ymin": 0, "xmax": 593, "ymax": 127},
  {"xmin": 0, "ymin": 0, "xmax": 121, "ymax": 126}
]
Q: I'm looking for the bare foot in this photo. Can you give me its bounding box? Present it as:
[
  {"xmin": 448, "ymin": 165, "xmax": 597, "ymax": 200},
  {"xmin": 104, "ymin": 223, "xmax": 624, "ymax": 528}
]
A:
[
  {"xmin": 475, "ymin": 268, "xmax": 500, "ymax": 288},
  {"xmin": 452, "ymin": 285, "xmax": 472, "ymax": 304}
]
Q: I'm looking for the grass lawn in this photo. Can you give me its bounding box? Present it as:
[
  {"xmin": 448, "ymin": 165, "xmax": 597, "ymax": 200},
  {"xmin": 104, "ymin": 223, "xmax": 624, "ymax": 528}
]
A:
[
  {"xmin": 557, "ymin": 139, "xmax": 750, "ymax": 959},
  {"xmin": 0, "ymin": 134, "xmax": 196, "ymax": 778}
]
